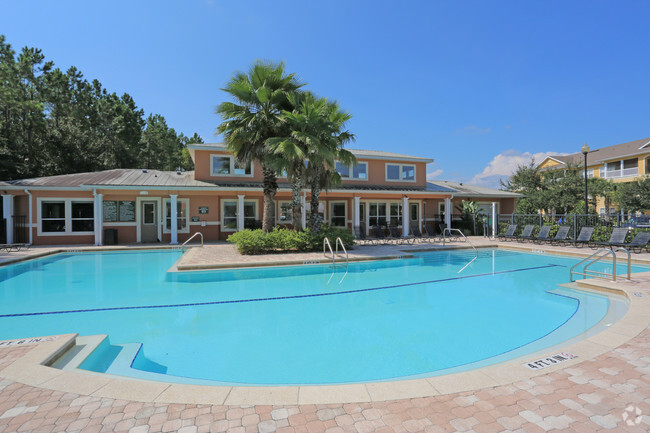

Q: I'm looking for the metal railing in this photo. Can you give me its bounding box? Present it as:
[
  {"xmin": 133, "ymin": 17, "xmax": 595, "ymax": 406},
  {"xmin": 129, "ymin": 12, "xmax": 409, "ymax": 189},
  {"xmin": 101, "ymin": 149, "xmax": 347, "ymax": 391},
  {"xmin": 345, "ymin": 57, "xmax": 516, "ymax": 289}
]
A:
[
  {"xmin": 442, "ymin": 227, "xmax": 477, "ymax": 253},
  {"xmin": 570, "ymin": 247, "xmax": 631, "ymax": 282},
  {"xmin": 335, "ymin": 237, "xmax": 349, "ymax": 265},
  {"xmin": 324, "ymin": 237, "xmax": 348, "ymax": 266},
  {"xmin": 182, "ymin": 232, "xmax": 204, "ymax": 248}
]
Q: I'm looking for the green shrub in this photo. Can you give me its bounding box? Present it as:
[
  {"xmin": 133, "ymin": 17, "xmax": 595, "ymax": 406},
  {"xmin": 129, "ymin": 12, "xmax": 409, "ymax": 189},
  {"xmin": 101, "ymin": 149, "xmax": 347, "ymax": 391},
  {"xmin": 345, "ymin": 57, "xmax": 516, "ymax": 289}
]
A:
[{"xmin": 227, "ymin": 226, "xmax": 355, "ymax": 255}]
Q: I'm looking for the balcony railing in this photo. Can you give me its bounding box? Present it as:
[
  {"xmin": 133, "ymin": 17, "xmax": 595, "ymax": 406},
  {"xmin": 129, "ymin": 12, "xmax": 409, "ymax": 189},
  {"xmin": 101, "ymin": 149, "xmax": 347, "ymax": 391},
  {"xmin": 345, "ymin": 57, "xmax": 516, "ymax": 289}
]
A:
[{"xmin": 603, "ymin": 167, "xmax": 638, "ymax": 179}]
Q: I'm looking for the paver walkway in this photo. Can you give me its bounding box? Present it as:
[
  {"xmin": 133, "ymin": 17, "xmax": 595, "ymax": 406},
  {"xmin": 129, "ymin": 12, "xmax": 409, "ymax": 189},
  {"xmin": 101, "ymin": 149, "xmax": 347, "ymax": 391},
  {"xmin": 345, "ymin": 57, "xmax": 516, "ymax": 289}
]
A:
[{"xmin": 1, "ymin": 325, "xmax": 649, "ymax": 432}]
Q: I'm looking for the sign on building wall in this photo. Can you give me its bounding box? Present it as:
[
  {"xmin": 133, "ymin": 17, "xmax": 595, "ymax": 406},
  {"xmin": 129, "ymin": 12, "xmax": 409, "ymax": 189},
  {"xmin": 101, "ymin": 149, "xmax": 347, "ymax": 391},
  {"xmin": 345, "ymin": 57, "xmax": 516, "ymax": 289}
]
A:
[
  {"xmin": 103, "ymin": 201, "xmax": 118, "ymax": 222},
  {"xmin": 198, "ymin": 206, "xmax": 209, "ymax": 214}
]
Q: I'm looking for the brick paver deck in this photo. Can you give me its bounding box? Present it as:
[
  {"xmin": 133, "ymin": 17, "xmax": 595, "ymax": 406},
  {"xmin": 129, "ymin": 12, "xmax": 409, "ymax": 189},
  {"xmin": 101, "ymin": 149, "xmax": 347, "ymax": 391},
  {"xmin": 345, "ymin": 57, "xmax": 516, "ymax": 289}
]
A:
[{"xmin": 1, "ymin": 239, "xmax": 649, "ymax": 432}]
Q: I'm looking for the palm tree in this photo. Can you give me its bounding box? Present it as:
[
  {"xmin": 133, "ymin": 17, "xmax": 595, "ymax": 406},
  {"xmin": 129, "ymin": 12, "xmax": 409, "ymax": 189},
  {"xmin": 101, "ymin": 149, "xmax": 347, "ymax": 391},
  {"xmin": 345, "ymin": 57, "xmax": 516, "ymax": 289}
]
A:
[
  {"xmin": 267, "ymin": 92, "xmax": 333, "ymax": 230},
  {"xmin": 306, "ymin": 100, "xmax": 355, "ymax": 232},
  {"xmin": 216, "ymin": 61, "xmax": 304, "ymax": 232}
]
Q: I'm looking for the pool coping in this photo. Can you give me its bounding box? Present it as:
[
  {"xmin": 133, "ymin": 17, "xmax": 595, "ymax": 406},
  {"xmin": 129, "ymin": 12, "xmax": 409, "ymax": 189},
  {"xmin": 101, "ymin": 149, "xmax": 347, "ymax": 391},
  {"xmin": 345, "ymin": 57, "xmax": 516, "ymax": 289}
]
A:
[{"xmin": 1, "ymin": 244, "xmax": 649, "ymax": 405}]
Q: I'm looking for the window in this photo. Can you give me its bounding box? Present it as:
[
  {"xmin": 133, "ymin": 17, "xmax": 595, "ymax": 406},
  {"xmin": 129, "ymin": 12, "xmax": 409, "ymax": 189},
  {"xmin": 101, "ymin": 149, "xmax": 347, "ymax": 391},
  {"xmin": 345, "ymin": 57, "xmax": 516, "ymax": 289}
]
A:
[
  {"xmin": 210, "ymin": 155, "xmax": 252, "ymax": 176},
  {"xmin": 71, "ymin": 202, "xmax": 94, "ymax": 232},
  {"xmin": 386, "ymin": 164, "xmax": 416, "ymax": 182},
  {"xmin": 389, "ymin": 203, "xmax": 403, "ymax": 226},
  {"xmin": 222, "ymin": 200, "xmax": 258, "ymax": 231},
  {"xmin": 583, "ymin": 168, "xmax": 594, "ymax": 179},
  {"xmin": 336, "ymin": 161, "xmax": 368, "ymax": 180},
  {"xmin": 410, "ymin": 203, "xmax": 419, "ymax": 222},
  {"xmin": 330, "ymin": 202, "xmax": 346, "ymax": 227},
  {"xmin": 368, "ymin": 203, "xmax": 387, "ymax": 227},
  {"xmin": 278, "ymin": 201, "xmax": 292, "ymax": 223},
  {"xmin": 163, "ymin": 198, "xmax": 189, "ymax": 233},
  {"xmin": 223, "ymin": 201, "xmax": 237, "ymax": 230},
  {"xmin": 39, "ymin": 198, "xmax": 94, "ymax": 235},
  {"xmin": 41, "ymin": 202, "xmax": 65, "ymax": 233}
]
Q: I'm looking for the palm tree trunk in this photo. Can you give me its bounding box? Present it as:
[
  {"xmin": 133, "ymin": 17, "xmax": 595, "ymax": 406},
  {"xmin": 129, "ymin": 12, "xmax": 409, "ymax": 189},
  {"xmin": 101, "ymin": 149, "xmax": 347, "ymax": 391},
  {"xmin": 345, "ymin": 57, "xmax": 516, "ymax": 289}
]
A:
[
  {"xmin": 261, "ymin": 165, "xmax": 278, "ymax": 232},
  {"xmin": 309, "ymin": 165, "xmax": 323, "ymax": 232},
  {"xmin": 291, "ymin": 167, "xmax": 303, "ymax": 231}
]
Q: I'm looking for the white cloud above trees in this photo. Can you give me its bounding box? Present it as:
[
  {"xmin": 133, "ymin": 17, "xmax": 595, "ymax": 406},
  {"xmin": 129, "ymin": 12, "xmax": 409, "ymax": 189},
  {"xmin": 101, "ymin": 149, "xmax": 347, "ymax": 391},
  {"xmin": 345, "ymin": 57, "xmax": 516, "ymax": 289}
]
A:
[{"xmin": 470, "ymin": 150, "xmax": 569, "ymax": 188}]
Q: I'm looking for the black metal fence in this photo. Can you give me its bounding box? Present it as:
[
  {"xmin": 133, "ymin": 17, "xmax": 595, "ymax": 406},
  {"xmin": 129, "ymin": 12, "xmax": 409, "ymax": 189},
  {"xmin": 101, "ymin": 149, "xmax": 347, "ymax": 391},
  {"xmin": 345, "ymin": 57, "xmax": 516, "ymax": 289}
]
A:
[{"xmin": 491, "ymin": 213, "xmax": 650, "ymax": 242}]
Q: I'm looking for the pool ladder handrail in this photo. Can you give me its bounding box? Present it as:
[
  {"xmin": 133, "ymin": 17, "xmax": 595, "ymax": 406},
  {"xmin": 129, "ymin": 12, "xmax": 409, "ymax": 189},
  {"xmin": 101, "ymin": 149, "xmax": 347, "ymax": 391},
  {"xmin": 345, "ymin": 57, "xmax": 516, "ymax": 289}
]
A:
[
  {"xmin": 443, "ymin": 228, "xmax": 478, "ymax": 255},
  {"xmin": 181, "ymin": 232, "xmax": 204, "ymax": 248},
  {"xmin": 569, "ymin": 247, "xmax": 631, "ymax": 282},
  {"xmin": 323, "ymin": 237, "xmax": 349, "ymax": 266}
]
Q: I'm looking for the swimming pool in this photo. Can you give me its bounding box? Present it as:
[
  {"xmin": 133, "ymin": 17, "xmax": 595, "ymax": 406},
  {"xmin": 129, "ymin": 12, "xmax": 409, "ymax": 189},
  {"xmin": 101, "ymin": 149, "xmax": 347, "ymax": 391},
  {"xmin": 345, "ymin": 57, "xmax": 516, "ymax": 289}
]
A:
[{"xmin": 0, "ymin": 248, "xmax": 640, "ymax": 385}]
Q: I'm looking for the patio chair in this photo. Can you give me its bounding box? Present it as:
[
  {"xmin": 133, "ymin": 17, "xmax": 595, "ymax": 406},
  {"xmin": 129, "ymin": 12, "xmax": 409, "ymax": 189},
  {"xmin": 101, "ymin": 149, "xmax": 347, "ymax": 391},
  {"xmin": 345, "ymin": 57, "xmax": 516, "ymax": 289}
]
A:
[
  {"xmin": 517, "ymin": 225, "xmax": 535, "ymax": 242},
  {"xmin": 593, "ymin": 227, "xmax": 629, "ymax": 249},
  {"xmin": 353, "ymin": 225, "xmax": 375, "ymax": 246},
  {"xmin": 370, "ymin": 225, "xmax": 392, "ymax": 245},
  {"xmin": 549, "ymin": 226, "xmax": 571, "ymax": 245},
  {"xmin": 497, "ymin": 224, "xmax": 517, "ymax": 241},
  {"xmin": 388, "ymin": 225, "xmax": 415, "ymax": 245},
  {"xmin": 532, "ymin": 225, "xmax": 552, "ymax": 244},
  {"xmin": 611, "ymin": 231, "xmax": 650, "ymax": 253}
]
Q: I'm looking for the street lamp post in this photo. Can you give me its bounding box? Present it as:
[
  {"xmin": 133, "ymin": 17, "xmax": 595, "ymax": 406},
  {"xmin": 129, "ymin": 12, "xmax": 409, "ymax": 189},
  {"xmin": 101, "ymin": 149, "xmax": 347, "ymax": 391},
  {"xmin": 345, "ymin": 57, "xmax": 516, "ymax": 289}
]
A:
[{"xmin": 581, "ymin": 143, "xmax": 590, "ymax": 217}]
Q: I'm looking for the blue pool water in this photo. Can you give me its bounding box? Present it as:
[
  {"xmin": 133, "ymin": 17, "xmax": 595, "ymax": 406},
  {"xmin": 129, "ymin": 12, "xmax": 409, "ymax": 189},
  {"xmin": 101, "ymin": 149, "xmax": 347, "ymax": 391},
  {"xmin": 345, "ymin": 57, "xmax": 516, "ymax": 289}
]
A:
[{"xmin": 0, "ymin": 249, "xmax": 642, "ymax": 385}]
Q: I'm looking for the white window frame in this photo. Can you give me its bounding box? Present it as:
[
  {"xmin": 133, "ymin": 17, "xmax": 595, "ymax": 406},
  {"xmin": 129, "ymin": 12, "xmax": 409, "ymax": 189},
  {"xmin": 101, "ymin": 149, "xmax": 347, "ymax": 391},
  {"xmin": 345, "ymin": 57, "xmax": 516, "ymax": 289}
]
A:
[
  {"xmin": 37, "ymin": 197, "xmax": 94, "ymax": 236},
  {"xmin": 277, "ymin": 200, "xmax": 293, "ymax": 224},
  {"xmin": 336, "ymin": 161, "xmax": 368, "ymax": 181},
  {"xmin": 385, "ymin": 163, "xmax": 416, "ymax": 182},
  {"xmin": 162, "ymin": 198, "xmax": 190, "ymax": 234},
  {"xmin": 329, "ymin": 201, "xmax": 347, "ymax": 228},
  {"xmin": 210, "ymin": 154, "xmax": 254, "ymax": 177},
  {"xmin": 221, "ymin": 199, "xmax": 259, "ymax": 232}
]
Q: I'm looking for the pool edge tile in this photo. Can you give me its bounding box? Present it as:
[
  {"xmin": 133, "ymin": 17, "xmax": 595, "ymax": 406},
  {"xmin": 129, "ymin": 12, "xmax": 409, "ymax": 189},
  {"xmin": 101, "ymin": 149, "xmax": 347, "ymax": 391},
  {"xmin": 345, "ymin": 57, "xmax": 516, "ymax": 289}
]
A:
[
  {"xmin": 365, "ymin": 379, "xmax": 439, "ymax": 401},
  {"xmin": 154, "ymin": 384, "xmax": 231, "ymax": 405},
  {"xmin": 298, "ymin": 384, "xmax": 371, "ymax": 405},
  {"xmin": 225, "ymin": 386, "xmax": 299, "ymax": 406}
]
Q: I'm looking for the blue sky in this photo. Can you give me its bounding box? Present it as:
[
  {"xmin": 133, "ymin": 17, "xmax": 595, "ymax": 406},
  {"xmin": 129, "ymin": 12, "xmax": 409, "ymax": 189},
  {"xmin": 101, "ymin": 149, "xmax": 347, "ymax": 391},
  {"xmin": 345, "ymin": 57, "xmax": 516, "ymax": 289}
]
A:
[{"xmin": 2, "ymin": 1, "xmax": 649, "ymax": 188}]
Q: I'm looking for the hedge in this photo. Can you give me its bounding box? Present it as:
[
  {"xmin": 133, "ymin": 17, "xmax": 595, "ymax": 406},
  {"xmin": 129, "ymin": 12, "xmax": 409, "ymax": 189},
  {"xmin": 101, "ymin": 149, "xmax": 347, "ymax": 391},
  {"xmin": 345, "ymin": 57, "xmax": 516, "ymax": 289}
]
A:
[{"xmin": 227, "ymin": 227, "xmax": 355, "ymax": 255}]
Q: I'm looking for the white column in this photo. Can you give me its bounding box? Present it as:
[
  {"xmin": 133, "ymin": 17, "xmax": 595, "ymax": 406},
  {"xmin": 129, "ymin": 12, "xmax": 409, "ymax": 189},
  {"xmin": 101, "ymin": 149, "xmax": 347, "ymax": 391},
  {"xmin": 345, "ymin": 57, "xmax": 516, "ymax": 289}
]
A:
[
  {"xmin": 301, "ymin": 192, "xmax": 307, "ymax": 230},
  {"xmin": 2, "ymin": 194, "xmax": 14, "ymax": 244},
  {"xmin": 353, "ymin": 196, "xmax": 361, "ymax": 227},
  {"xmin": 237, "ymin": 194, "xmax": 245, "ymax": 232},
  {"xmin": 491, "ymin": 202, "xmax": 497, "ymax": 238},
  {"xmin": 444, "ymin": 197, "xmax": 452, "ymax": 231},
  {"xmin": 94, "ymin": 193, "xmax": 103, "ymax": 246},
  {"xmin": 170, "ymin": 194, "xmax": 178, "ymax": 244},
  {"xmin": 402, "ymin": 196, "xmax": 409, "ymax": 236}
]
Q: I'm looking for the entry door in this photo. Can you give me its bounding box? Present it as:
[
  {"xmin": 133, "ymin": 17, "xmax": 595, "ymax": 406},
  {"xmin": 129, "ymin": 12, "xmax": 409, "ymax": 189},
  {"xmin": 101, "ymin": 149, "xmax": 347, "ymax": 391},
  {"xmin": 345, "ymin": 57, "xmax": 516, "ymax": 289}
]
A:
[{"xmin": 141, "ymin": 201, "xmax": 158, "ymax": 242}]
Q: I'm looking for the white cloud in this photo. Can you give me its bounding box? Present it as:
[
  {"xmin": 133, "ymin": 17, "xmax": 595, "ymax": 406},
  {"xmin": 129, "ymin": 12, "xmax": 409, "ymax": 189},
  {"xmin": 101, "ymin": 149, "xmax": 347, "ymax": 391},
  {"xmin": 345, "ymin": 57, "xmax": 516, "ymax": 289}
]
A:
[
  {"xmin": 426, "ymin": 169, "xmax": 443, "ymax": 180},
  {"xmin": 470, "ymin": 150, "xmax": 569, "ymax": 189}
]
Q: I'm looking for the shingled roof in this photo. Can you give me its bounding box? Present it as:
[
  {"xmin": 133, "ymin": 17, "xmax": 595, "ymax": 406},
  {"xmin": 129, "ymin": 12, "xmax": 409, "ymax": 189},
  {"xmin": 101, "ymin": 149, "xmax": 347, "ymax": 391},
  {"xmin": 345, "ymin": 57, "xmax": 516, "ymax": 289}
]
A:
[{"xmin": 541, "ymin": 137, "xmax": 650, "ymax": 167}]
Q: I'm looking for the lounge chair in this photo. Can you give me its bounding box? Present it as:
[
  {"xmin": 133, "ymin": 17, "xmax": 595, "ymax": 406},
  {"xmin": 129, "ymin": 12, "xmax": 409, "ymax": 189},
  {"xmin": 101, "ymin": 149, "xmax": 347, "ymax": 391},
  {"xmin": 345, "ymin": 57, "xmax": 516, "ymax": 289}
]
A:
[
  {"xmin": 611, "ymin": 231, "xmax": 650, "ymax": 253},
  {"xmin": 559, "ymin": 226, "xmax": 594, "ymax": 248},
  {"xmin": 549, "ymin": 226, "xmax": 571, "ymax": 245},
  {"xmin": 353, "ymin": 225, "xmax": 375, "ymax": 246},
  {"xmin": 532, "ymin": 225, "xmax": 552, "ymax": 244},
  {"xmin": 593, "ymin": 227, "xmax": 629, "ymax": 249},
  {"xmin": 423, "ymin": 224, "xmax": 441, "ymax": 242},
  {"xmin": 0, "ymin": 243, "xmax": 29, "ymax": 252},
  {"xmin": 410, "ymin": 224, "xmax": 431, "ymax": 243},
  {"xmin": 497, "ymin": 224, "xmax": 517, "ymax": 241},
  {"xmin": 517, "ymin": 225, "xmax": 535, "ymax": 242}
]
